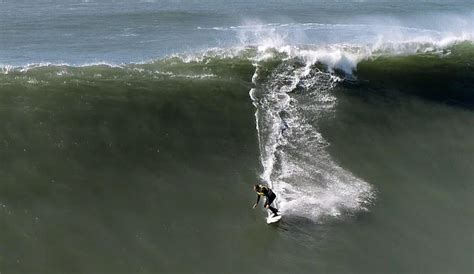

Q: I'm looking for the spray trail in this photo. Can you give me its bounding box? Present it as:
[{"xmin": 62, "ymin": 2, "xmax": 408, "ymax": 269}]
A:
[{"xmin": 250, "ymin": 49, "xmax": 374, "ymax": 221}]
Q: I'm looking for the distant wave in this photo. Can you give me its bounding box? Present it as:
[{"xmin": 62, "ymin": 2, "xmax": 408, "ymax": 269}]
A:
[{"xmin": 198, "ymin": 22, "xmax": 443, "ymax": 34}]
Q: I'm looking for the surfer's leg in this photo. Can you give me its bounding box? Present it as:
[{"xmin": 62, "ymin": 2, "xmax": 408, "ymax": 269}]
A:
[
  {"xmin": 267, "ymin": 206, "xmax": 278, "ymax": 215},
  {"xmin": 265, "ymin": 193, "xmax": 279, "ymax": 216}
]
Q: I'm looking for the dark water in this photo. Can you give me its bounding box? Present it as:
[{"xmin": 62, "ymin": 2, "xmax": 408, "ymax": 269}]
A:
[
  {"xmin": 320, "ymin": 87, "xmax": 474, "ymax": 273},
  {"xmin": 1, "ymin": 1, "xmax": 474, "ymax": 273}
]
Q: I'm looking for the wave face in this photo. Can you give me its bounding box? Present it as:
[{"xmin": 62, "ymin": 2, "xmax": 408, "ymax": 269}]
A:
[
  {"xmin": 2, "ymin": 39, "xmax": 474, "ymax": 222},
  {"xmin": 355, "ymin": 42, "xmax": 474, "ymax": 106}
]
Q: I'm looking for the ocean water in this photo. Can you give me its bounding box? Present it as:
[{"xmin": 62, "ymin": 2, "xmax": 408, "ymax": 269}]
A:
[{"xmin": 0, "ymin": 1, "xmax": 473, "ymax": 273}]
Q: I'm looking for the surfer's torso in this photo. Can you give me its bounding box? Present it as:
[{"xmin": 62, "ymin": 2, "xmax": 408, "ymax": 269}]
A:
[
  {"xmin": 256, "ymin": 185, "xmax": 273, "ymax": 198},
  {"xmin": 253, "ymin": 184, "xmax": 279, "ymax": 218}
]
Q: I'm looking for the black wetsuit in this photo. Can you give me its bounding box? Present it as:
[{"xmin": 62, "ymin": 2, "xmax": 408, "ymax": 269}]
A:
[{"xmin": 256, "ymin": 185, "xmax": 278, "ymax": 215}]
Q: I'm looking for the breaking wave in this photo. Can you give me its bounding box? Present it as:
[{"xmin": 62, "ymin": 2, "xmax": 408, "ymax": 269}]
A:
[{"xmin": 2, "ymin": 37, "xmax": 473, "ymax": 221}]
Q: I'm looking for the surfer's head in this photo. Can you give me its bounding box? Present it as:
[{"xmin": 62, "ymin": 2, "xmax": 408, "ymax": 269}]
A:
[{"xmin": 254, "ymin": 184, "xmax": 260, "ymax": 192}]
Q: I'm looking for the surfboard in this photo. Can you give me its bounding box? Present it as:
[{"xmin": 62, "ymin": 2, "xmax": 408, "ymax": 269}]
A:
[{"xmin": 266, "ymin": 211, "xmax": 282, "ymax": 224}]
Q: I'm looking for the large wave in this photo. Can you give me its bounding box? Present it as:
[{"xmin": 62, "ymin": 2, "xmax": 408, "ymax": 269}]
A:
[{"xmin": 2, "ymin": 33, "xmax": 473, "ymax": 221}]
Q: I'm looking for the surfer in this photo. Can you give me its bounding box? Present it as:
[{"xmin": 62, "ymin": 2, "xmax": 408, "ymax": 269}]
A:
[{"xmin": 252, "ymin": 184, "xmax": 279, "ymax": 217}]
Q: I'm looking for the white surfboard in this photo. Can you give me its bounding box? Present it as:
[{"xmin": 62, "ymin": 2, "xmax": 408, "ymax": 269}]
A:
[{"xmin": 266, "ymin": 211, "xmax": 282, "ymax": 224}]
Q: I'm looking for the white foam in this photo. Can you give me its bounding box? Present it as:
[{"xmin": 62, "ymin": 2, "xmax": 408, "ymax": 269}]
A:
[
  {"xmin": 250, "ymin": 48, "xmax": 374, "ymax": 221},
  {"xmin": 236, "ymin": 20, "xmax": 474, "ymax": 75}
]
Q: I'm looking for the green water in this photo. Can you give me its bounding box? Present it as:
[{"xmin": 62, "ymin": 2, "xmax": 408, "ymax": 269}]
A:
[
  {"xmin": 1, "ymin": 63, "xmax": 473, "ymax": 273},
  {"xmin": 319, "ymin": 87, "xmax": 474, "ymax": 273},
  {"xmin": 0, "ymin": 74, "xmax": 260, "ymax": 273},
  {"xmin": 1, "ymin": 0, "xmax": 474, "ymax": 271}
]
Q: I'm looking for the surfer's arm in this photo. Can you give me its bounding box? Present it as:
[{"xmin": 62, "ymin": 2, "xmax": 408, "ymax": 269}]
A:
[{"xmin": 253, "ymin": 195, "xmax": 260, "ymax": 208}]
